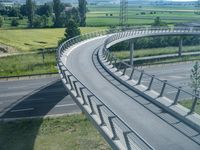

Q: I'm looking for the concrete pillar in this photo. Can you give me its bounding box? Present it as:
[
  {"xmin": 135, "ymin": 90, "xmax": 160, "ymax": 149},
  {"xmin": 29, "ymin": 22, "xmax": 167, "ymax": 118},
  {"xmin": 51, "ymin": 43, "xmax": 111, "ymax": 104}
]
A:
[
  {"xmin": 130, "ymin": 39, "xmax": 134, "ymax": 66},
  {"xmin": 179, "ymin": 37, "xmax": 183, "ymax": 57}
]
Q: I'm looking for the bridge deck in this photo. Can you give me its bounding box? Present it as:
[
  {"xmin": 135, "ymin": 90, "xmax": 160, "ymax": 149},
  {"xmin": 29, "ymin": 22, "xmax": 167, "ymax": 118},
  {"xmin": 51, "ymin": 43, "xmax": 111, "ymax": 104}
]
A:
[{"xmin": 63, "ymin": 37, "xmax": 200, "ymax": 149}]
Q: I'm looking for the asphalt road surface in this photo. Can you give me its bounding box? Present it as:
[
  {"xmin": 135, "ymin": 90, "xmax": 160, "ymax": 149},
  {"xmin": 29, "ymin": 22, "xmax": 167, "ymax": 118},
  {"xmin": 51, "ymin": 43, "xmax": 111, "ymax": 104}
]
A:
[
  {"xmin": 64, "ymin": 37, "xmax": 200, "ymax": 149},
  {"xmin": 0, "ymin": 76, "xmax": 80, "ymax": 120}
]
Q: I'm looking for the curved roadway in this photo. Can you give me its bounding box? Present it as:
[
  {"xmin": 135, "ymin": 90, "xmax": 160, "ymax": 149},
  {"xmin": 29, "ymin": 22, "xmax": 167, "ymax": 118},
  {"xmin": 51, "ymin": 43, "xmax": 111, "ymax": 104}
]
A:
[{"xmin": 63, "ymin": 36, "xmax": 200, "ymax": 149}]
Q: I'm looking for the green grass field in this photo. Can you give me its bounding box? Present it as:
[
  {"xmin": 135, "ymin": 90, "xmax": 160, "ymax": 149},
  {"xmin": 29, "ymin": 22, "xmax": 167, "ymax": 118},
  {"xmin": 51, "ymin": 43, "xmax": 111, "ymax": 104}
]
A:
[
  {"xmin": 0, "ymin": 27, "xmax": 106, "ymax": 52},
  {"xmin": 0, "ymin": 52, "xmax": 57, "ymax": 76},
  {"xmin": 86, "ymin": 5, "xmax": 200, "ymax": 26},
  {"xmin": 0, "ymin": 114, "xmax": 110, "ymax": 150}
]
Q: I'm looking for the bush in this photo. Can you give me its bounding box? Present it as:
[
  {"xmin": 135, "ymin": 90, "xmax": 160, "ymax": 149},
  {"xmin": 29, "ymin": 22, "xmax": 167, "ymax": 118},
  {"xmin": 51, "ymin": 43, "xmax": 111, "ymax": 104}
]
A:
[
  {"xmin": 33, "ymin": 16, "xmax": 42, "ymax": 28},
  {"xmin": 0, "ymin": 16, "xmax": 3, "ymax": 27},
  {"xmin": 11, "ymin": 19, "xmax": 19, "ymax": 26}
]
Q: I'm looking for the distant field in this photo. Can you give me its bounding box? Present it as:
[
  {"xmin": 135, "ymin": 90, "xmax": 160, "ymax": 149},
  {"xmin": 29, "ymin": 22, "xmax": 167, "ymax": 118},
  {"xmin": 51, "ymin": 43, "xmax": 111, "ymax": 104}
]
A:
[
  {"xmin": 0, "ymin": 27, "xmax": 106, "ymax": 52},
  {"xmin": 0, "ymin": 114, "xmax": 110, "ymax": 150},
  {"xmin": 86, "ymin": 5, "xmax": 200, "ymax": 26}
]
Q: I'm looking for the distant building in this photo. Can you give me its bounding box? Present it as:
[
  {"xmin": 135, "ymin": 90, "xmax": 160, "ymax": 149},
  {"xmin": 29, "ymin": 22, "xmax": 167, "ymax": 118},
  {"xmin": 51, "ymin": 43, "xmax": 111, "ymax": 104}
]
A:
[{"xmin": 0, "ymin": 0, "xmax": 14, "ymax": 7}]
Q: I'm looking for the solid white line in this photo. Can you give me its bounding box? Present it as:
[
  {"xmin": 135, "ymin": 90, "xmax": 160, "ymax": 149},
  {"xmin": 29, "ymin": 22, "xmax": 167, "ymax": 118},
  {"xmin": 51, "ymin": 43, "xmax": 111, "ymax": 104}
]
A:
[
  {"xmin": 7, "ymin": 86, "xmax": 27, "ymax": 89},
  {"xmin": 26, "ymin": 98, "xmax": 44, "ymax": 102},
  {"xmin": 55, "ymin": 104, "xmax": 76, "ymax": 108},
  {"xmin": 167, "ymin": 91, "xmax": 177, "ymax": 94},
  {"xmin": 11, "ymin": 108, "xmax": 34, "ymax": 113}
]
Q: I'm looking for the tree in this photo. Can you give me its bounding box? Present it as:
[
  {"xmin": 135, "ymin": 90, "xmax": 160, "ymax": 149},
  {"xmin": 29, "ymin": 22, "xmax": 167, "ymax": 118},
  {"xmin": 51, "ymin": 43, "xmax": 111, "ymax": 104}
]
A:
[
  {"xmin": 8, "ymin": 7, "xmax": 19, "ymax": 17},
  {"xmin": 11, "ymin": 18, "xmax": 19, "ymax": 26},
  {"xmin": 33, "ymin": 15, "xmax": 42, "ymax": 28},
  {"xmin": 152, "ymin": 16, "xmax": 167, "ymax": 27},
  {"xmin": 20, "ymin": 4, "xmax": 27, "ymax": 16},
  {"xmin": 78, "ymin": 0, "xmax": 87, "ymax": 27},
  {"xmin": 53, "ymin": 0, "xmax": 64, "ymax": 27},
  {"xmin": 26, "ymin": 0, "xmax": 35, "ymax": 27},
  {"xmin": 64, "ymin": 19, "xmax": 80, "ymax": 40},
  {"xmin": 190, "ymin": 62, "xmax": 200, "ymax": 96},
  {"xmin": 0, "ymin": 16, "xmax": 3, "ymax": 27},
  {"xmin": 36, "ymin": 3, "xmax": 52, "ymax": 17}
]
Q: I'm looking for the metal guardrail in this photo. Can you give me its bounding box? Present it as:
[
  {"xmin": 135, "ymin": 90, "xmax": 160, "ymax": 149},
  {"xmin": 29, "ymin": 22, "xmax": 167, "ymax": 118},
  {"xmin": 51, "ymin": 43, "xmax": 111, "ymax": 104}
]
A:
[
  {"xmin": 57, "ymin": 29, "xmax": 155, "ymax": 149},
  {"xmin": 103, "ymin": 27, "xmax": 200, "ymax": 114}
]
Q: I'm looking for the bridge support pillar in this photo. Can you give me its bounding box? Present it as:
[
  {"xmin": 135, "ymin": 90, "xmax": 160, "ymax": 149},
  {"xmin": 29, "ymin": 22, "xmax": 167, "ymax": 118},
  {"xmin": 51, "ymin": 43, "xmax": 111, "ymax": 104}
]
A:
[
  {"xmin": 179, "ymin": 37, "xmax": 183, "ymax": 57},
  {"xmin": 129, "ymin": 39, "xmax": 134, "ymax": 66}
]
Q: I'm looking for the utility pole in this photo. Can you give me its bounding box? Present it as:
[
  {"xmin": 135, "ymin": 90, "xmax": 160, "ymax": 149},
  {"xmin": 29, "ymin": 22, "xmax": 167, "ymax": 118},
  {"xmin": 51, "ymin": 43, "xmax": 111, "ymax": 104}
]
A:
[
  {"xmin": 119, "ymin": 0, "xmax": 128, "ymax": 26},
  {"xmin": 195, "ymin": 0, "xmax": 200, "ymax": 15}
]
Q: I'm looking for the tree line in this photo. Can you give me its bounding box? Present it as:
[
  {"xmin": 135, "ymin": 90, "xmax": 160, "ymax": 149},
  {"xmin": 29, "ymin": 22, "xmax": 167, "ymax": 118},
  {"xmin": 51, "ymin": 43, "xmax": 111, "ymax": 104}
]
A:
[
  {"xmin": 110, "ymin": 36, "xmax": 200, "ymax": 51},
  {"xmin": 0, "ymin": 0, "xmax": 87, "ymax": 28}
]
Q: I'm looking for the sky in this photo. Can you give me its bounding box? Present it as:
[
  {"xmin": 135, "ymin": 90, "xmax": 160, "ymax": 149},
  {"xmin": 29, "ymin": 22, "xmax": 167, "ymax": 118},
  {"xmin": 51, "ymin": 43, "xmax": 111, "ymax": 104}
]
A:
[{"xmin": 170, "ymin": 0, "xmax": 197, "ymax": 1}]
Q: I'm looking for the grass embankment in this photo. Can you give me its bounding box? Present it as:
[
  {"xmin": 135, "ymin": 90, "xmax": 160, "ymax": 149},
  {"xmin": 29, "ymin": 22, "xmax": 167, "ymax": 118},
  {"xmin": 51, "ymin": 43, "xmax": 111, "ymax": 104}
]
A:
[
  {"xmin": 0, "ymin": 114, "xmax": 110, "ymax": 150},
  {"xmin": 179, "ymin": 100, "xmax": 200, "ymax": 115},
  {"xmin": 0, "ymin": 52, "xmax": 57, "ymax": 76},
  {"xmin": 0, "ymin": 27, "xmax": 106, "ymax": 52}
]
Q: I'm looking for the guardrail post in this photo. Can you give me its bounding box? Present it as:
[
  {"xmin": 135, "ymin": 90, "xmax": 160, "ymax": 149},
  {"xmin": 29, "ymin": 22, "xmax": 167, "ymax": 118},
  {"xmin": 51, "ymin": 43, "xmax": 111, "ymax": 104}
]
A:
[
  {"xmin": 97, "ymin": 104, "xmax": 106, "ymax": 126},
  {"xmin": 173, "ymin": 87, "xmax": 182, "ymax": 105},
  {"xmin": 108, "ymin": 116, "xmax": 119, "ymax": 140},
  {"xmin": 67, "ymin": 75, "xmax": 74, "ymax": 90},
  {"xmin": 129, "ymin": 67, "xmax": 135, "ymax": 80},
  {"xmin": 87, "ymin": 95, "xmax": 95, "ymax": 115},
  {"xmin": 79, "ymin": 87, "xmax": 87, "ymax": 105},
  {"xmin": 114, "ymin": 58, "xmax": 117, "ymax": 68},
  {"xmin": 147, "ymin": 75, "xmax": 155, "ymax": 90},
  {"xmin": 109, "ymin": 55, "xmax": 114, "ymax": 65},
  {"xmin": 63, "ymin": 70, "xmax": 68, "ymax": 84},
  {"xmin": 106, "ymin": 52, "xmax": 110, "ymax": 61},
  {"xmin": 123, "ymin": 65, "xmax": 127, "ymax": 75},
  {"xmin": 117, "ymin": 62, "xmax": 122, "ymax": 72},
  {"xmin": 159, "ymin": 80, "xmax": 167, "ymax": 97},
  {"xmin": 137, "ymin": 70, "xmax": 144, "ymax": 85},
  {"xmin": 129, "ymin": 39, "xmax": 134, "ymax": 66},
  {"xmin": 107, "ymin": 53, "xmax": 111, "ymax": 62},
  {"xmin": 178, "ymin": 37, "xmax": 183, "ymax": 57},
  {"xmin": 189, "ymin": 96, "xmax": 198, "ymax": 114},
  {"xmin": 73, "ymin": 81, "xmax": 80, "ymax": 97}
]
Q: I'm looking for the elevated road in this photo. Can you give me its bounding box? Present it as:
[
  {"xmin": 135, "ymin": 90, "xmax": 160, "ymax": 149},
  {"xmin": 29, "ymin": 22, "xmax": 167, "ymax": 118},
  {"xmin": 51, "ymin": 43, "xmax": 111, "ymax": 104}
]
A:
[{"xmin": 61, "ymin": 35, "xmax": 200, "ymax": 149}]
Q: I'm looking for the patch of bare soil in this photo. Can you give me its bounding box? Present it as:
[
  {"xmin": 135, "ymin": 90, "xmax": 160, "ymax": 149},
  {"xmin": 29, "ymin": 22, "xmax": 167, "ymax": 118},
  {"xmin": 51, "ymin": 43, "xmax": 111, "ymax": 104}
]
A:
[{"xmin": 0, "ymin": 44, "xmax": 17, "ymax": 54}]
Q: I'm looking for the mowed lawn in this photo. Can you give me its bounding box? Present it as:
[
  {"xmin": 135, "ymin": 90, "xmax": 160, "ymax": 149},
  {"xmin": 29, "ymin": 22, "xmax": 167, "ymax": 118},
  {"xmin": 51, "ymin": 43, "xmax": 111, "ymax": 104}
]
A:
[
  {"xmin": 0, "ymin": 27, "xmax": 106, "ymax": 52},
  {"xmin": 0, "ymin": 114, "xmax": 110, "ymax": 150}
]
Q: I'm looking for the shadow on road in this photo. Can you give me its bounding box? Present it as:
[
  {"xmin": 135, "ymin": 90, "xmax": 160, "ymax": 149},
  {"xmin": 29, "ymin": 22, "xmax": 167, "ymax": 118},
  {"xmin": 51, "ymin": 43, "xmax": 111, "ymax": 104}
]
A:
[{"xmin": 0, "ymin": 79, "xmax": 69, "ymax": 150}]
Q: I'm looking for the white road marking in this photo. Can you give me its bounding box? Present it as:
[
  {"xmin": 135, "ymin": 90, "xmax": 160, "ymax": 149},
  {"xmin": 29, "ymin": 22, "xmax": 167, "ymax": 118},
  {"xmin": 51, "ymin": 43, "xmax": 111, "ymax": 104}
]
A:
[
  {"xmin": 11, "ymin": 108, "xmax": 34, "ymax": 113},
  {"xmin": 55, "ymin": 104, "xmax": 76, "ymax": 108},
  {"xmin": 26, "ymin": 98, "xmax": 45, "ymax": 102},
  {"xmin": 167, "ymin": 91, "xmax": 177, "ymax": 94},
  {"xmin": 7, "ymin": 86, "xmax": 27, "ymax": 89},
  {"xmin": 168, "ymin": 75, "xmax": 184, "ymax": 79}
]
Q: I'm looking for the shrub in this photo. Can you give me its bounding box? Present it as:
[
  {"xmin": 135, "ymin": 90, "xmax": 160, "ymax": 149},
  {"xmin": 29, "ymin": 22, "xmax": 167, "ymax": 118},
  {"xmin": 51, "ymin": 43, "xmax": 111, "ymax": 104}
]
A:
[
  {"xmin": 11, "ymin": 19, "xmax": 19, "ymax": 26},
  {"xmin": 0, "ymin": 16, "xmax": 3, "ymax": 27}
]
